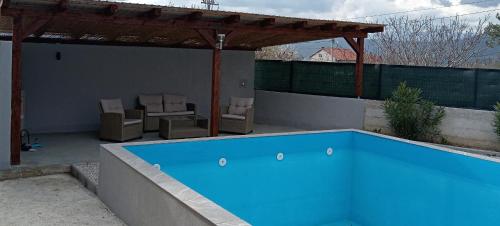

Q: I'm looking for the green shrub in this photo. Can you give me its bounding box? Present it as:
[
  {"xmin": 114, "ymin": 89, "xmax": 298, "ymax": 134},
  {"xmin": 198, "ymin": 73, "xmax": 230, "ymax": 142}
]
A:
[
  {"xmin": 494, "ymin": 102, "xmax": 500, "ymax": 138},
  {"xmin": 383, "ymin": 82, "xmax": 445, "ymax": 142}
]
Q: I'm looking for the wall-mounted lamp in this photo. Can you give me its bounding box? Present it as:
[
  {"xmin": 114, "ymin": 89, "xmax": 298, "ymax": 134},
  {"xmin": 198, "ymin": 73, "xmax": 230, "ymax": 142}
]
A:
[
  {"xmin": 216, "ymin": 33, "xmax": 225, "ymax": 50},
  {"xmin": 55, "ymin": 51, "xmax": 62, "ymax": 61},
  {"xmin": 239, "ymin": 79, "xmax": 247, "ymax": 88}
]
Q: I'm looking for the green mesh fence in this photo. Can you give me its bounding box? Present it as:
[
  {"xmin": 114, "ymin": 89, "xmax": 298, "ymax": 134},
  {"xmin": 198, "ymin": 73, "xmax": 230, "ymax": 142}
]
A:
[
  {"xmin": 255, "ymin": 60, "xmax": 500, "ymax": 110},
  {"xmin": 292, "ymin": 62, "xmax": 356, "ymax": 96},
  {"xmin": 254, "ymin": 60, "xmax": 291, "ymax": 92},
  {"xmin": 379, "ymin": 65, "xmax": 476, "ymax": 108},
  {"xmin": 476, "ymin": 69, "xmax": 500, "ymax": 110}
]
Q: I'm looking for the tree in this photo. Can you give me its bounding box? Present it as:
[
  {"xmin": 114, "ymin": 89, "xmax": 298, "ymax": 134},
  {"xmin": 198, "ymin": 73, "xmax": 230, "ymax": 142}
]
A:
[
  {"xmin": 255, "ymin": 45, "xmax": 301, "ymax": 61},
  {"xmin": 485, "ymin": 13, "xmax": 500, "ymax": 48},
  {"xmin": 383, "ymin": 82, "xmax": 445, "ymax": 142},
  {"xmin": 373, "ymin": 16, "xmax": 488, "ymax": 68}
]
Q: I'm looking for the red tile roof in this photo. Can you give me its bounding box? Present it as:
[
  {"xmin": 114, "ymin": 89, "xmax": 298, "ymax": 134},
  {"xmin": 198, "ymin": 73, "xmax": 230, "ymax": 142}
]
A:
[
  {"xmin": 323, "ymin": 48, "xmax": 357, "ymax": 61},
  {"xmin": 312, "ymin": 47, "xmax": 382, "ymax": 63}
]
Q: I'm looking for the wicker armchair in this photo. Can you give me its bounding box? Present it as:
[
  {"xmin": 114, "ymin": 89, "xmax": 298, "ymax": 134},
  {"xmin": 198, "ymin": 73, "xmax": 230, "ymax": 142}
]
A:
[
  {"xmin": 219, "ymin": 97, "xmax": 254, "ymax": 134},
  {"xmin": 99, "ymin": 99, "xmax": 143, "ymax": 142}
]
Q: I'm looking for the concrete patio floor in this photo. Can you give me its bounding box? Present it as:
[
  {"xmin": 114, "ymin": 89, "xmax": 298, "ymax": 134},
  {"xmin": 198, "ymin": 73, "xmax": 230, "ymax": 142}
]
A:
[
  {"xmin": 19, "ymin": 124, "xmax": 303, "ymax": 167},
  {"xmin": 0, "ymin": 174, "xmax": 125, "ymax": 226}
]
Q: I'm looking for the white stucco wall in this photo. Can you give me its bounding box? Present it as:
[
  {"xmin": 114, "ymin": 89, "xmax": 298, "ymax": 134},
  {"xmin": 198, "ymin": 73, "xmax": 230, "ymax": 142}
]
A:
[
  {"xmin": 364, "ymin": 99, "xmax": 500, "ymax": 151},
  {"xmin": 0, "ymin": 41, "xmax": 12, "ymax": 169},
  {"xmin": 254, "ymin": 90, "xmax": 365, "ymax": 130},
  {"xmin": 21, "ymin": 43, "xmax": 255, "ymax": 133},
  {"xmin": 309, "ymin": 49, "xmax": 334, "ymax": 62}
]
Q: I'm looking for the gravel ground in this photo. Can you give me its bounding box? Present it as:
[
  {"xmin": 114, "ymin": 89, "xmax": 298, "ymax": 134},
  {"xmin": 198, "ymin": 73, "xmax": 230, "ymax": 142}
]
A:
[
  {"xmin": 0, "ymin": 174, "xmax": 125, "ymax": 226},
  {"xmin": 72, "ymin": 162, "xmax": 99, "ymax": 186}
]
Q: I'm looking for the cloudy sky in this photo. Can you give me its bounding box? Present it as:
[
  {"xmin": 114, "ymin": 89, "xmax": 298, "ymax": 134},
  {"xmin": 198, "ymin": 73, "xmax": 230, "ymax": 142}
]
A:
[{"xmin": 124, "ymin": 0, "xmax": 500, "ymax": 23}]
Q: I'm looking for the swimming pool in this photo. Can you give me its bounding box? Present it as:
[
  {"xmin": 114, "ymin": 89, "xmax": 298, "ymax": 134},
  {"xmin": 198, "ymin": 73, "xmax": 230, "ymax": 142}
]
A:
[{"xmin": 98, "ymin": 130, "xmax": 500, "ymax": 226}]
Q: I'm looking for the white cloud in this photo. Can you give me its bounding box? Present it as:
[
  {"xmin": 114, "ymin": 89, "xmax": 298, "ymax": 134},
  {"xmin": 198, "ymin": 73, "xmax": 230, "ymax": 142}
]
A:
[{"xmin": 123, "ymin": 0, "xmax": 500, "ymax": 23}]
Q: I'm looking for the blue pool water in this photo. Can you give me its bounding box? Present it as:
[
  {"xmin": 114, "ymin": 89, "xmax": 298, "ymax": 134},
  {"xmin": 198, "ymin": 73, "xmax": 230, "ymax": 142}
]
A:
[{"xmin": 126, "ymin": 131, "xmax": 500, "ymax": 226}]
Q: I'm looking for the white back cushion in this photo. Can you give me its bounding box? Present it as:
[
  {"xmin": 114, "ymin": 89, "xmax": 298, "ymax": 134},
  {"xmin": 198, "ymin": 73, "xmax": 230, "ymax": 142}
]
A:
[
  {"xmin": 163, "ymin": 94, "xmax": 187, "ymax": 113},
  {"xmin": 100, "ymin": 99, "xmax": 124, "ymax": 115},
  {"xmin": 138, "ymin": 95, "xmax": 163, "ymax": 113},
  {"xmin": 228, "ymin": 97, "xmax": 254, "ymax": 115}
]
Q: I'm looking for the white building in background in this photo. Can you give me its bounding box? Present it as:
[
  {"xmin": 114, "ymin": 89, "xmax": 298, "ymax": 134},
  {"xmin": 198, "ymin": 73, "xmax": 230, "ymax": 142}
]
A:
[{"xmin": 310, "ymin": 47, "xmax": 381, "ymax": 63}]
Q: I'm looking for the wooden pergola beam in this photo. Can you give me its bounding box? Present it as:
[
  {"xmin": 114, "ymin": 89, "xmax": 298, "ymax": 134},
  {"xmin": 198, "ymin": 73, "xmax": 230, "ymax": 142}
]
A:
[
  {"xmin": 33, "ymin": 19, "xmax": 53, "ymax": 37},
  {"xmin": 1, "ymin": 0, "xmax": 11, "ymax": 8},
  {"xmin": 0, "ymin": 8, "xmax": 372, "ymax": 38},
  {"xmin": 197, "ymin": 29, "xmax": 216, "ymax": 47},
  {"xmin": 342, "ymin": 25, "xmax": 360, "ymax": 32},
  {"xmin": 362, "ymin": 26, "xmax": 384, "ymax": 33},
  {"xmin": 186, "ymin": 11, "xmax": 203, "ymax": 21},
  {"xmin": 259, "ymin": 18, "xmax": 275, "ymax": 27},
  {"xmin": 21, "ymin": 18, "xmax": 51, "ymax": 38},
  {"xmin": 57, "ymin": 0, "xmax": 69, "ymax": 12},
  {"xmin": 223, "ymin": 15, "xmax": 240, "ymax": 24},
  {"xmin": 291, "ymin": 21, "xmax": 307, "ymax": 29},
  {"xmin": 144, "ymin": 8, "xmax": 161, "ymax": 19},
  {"xmin": 104, "ymin": 4, "xmax": 118, "ymax": 16},
  {"xmin": 0, "ymin": 35, "xmax": 258, "ymax": 50},
  {"xmin": 32, "ymin": 0, "xmax": 67, "ymax": 37},
  {"xmin": 319, "ymin": 23, "xmax": 337, "ymax": 31}
]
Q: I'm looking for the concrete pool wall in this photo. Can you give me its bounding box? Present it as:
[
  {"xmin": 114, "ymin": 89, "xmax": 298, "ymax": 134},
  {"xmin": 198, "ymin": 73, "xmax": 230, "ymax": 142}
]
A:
[
  {"xmin": 98, "ymin": 141, "xmax": 249, "ymax": 226},
  {"xmin": 98, "ymin": 130, "xmax": 500, "ymax": 226}
]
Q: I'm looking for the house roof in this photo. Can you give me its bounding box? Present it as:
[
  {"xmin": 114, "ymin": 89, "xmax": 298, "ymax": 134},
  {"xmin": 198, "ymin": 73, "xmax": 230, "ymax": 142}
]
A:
[
  {"xmin": 0, "ymin": 0, "xmax": 384, "ymax": 50},
  {"xmin": 312, "ymin": 47, "xmax": 382, "ymax": 62}
]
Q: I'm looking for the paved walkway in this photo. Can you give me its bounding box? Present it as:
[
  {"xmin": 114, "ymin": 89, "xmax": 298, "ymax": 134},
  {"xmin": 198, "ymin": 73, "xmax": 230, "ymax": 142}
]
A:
[{"xmin": 0, "ymin": 174, "xmax": 125, "ymax": 226}]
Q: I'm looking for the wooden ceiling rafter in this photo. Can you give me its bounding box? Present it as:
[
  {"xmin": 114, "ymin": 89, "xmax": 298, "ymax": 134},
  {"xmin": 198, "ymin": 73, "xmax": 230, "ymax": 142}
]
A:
[
  {"xmin": 258, "ymin": 18, "xmax": 275, "ymax": 27},
  {"xmin": 1, "ymin": 8, "xmax": 373, "ymax": 38},
  {"xmin": 103, "ymin": 4, "xmax": 118, "ymax": 16},
  {"xmin": 222, "ymin": 14, "xmax": 240, "ymax": 24},
  {"xmin": 0, "ymin": 0, "xmax": 383, "ymax": 49}
]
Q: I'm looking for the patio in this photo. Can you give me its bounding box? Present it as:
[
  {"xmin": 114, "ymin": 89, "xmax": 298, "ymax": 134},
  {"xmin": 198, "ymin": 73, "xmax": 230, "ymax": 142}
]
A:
[
  {"xmin": 0, "ymin": 0, "xmax": 384, "ymax": 169},
  {"xmin": 19, "ymin": 124, "xmax": 303, "ymax": 167}
]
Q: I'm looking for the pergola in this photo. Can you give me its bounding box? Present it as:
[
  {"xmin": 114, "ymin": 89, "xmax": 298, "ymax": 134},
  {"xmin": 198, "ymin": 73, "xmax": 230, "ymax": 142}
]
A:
[{"xmin": 0, "ymin": 0, "xmax": 384, "ymax": 165}]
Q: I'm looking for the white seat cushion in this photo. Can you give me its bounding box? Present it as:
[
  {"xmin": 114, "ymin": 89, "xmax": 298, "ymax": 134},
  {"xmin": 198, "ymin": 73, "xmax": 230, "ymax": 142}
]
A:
[
  {"xmin": 163, "ymin": 94, "xmax": 187, "ymax": 113},
  {"xmin": 222, "ymin": 114, "xmax": 246, "ymax": 120},
  {"xmin": 138, "ymin": 95, "xmax": 163, "ymax": 113},
  {"xmin": 124, "ymin": 119, "xmax": 142, "ymax": 126},
  {"xmin": 100, "ymin": 99, "xmax": 124, "ymax": 115},
  {"xmin": 147, "ymin": 111, "xmax": 194, "ymax": 117},
  {"xmin": 228, "ymin": 97, "xmax": 254, "ymax": 116}
]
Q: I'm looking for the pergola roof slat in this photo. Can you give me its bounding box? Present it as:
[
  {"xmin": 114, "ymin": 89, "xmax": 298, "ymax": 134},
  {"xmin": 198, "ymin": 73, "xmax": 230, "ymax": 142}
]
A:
[{"xmin": 0, "ymin": 0, "xmax": 384, "ymax": 49}]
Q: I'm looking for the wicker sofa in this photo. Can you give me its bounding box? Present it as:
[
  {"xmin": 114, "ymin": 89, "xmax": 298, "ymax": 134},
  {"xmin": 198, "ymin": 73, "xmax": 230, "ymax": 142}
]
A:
[
  {"xmin": 99, "ymin": 99, "xmax": 143, "ymax": 142},
  {"xmin": 219, "ymin": 97, "xmax": 254, "ymax": 134},
  {"xmin": 138, "ymin": 94, "xmax": 196, "ymax": 131}
]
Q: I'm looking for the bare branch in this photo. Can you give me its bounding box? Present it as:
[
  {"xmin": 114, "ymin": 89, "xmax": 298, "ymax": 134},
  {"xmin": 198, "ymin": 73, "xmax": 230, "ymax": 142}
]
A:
[
  {"xmin": 372, "ymin": 16, "xmax": 489, "ymax": 68},
  {"xmin": 255, "ymin": 45, "xmax": 301, "ymax": 61}
]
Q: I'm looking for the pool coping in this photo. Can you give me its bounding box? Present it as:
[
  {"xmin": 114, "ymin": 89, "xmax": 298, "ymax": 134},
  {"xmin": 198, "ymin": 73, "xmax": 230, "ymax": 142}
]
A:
[{"xmin": 100, "ymin": 129, "xmax": 500, "ymax": 226}]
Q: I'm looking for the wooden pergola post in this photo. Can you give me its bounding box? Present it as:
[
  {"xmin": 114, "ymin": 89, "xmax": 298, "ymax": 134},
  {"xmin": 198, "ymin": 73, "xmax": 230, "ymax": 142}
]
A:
[
  {"xmin": 8, "ymin": 14, "xmax": 51, "ymax": 165},
  {"xmin": 10, "ymin": 16, "xmax": 23, "ymax": 165},
  {"xmin": 0, "ymin": 1, "xmax": 383, "ymax": 157},
  {"xmin": 345, "ymin": 36, "xmax": 365, "ymax": 97},
  {"xmin": 197, "ymin": 29, "xmax": 223, "ymax": 136},
  {"xmin": 210, "ymin": 48, "xmax": 221, "ymax": 136}
]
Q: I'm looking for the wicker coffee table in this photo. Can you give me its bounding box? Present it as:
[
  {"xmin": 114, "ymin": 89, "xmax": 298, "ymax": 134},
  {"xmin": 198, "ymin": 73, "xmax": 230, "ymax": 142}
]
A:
[{"xmin": 159, "ymin": 115, "xmax": 209, "ymax": 139}]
